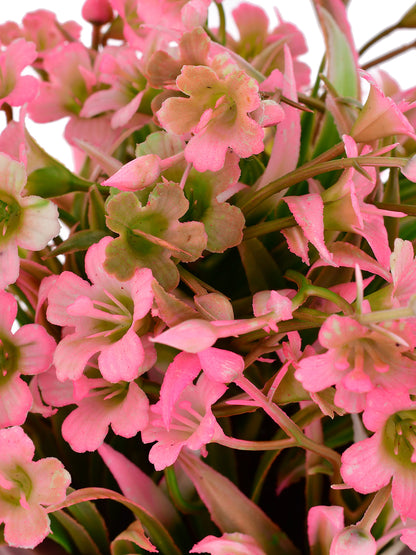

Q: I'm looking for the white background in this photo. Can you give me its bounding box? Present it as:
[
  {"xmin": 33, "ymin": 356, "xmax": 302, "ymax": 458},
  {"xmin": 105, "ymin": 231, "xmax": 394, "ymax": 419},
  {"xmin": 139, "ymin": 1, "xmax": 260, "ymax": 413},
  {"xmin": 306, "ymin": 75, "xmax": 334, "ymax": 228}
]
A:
[{"xmin": 2, "ymin": 0, "xmax": 416, "ymax": 167}]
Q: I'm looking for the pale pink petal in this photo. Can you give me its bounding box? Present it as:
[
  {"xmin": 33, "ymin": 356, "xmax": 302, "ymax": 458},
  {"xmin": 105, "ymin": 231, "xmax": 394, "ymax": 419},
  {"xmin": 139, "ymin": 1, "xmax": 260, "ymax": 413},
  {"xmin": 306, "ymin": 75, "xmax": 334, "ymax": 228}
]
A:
[
  {"xmin": 0, "ymin": 426, "xmax": 34, "ymax": 465},
  {"xmin": 5, "ymin": 75, "xmax": 39, "ymax": 106},
  {"xmin": 160, "ymin": 352, "xmax": 201, "ymax": 428},
  {"xmin": 392, "ymin": 468, "xmax": 416, "ymax": 520},
  {"xmin": 14, "ymin": 324, "xmax": 55, "ymax": 375},
  {"xmin": 110, "ymin": 382, "xmax": 149, "ymax": 436},
  {"xmin": 4, "ymin": 505, "xmax": 50, "ymax": 549},
  {"xmin": 62, "ymin": 398, "xmax": 112, "ymax": 452},
  {"xmin": 295, "ymin": 351, "xmax": 343, "ymax": 392},
  {"xmin": 111, "ymin": 91, "xmax": 144, "ymax": 128},
  {"xmin": 308, "ymin": 505, "xmax": 344, "ymax": 553},
  {"xmin": 147, "ymin": 436, "xmax": 184, "ymax": 471},
  {"xmin": 47, "ymin": 272, "xmax": 92, "ymax": 327},
  {"xmin": 0, "ymin": 290, "xmax": 17, "ymax": 330},
  {"xmin": 102, "ymin": 154, "xmax": 161, "ymax": 191},
  {"xmin": 0, "ymin": 377, "xmax": 33, "ymax": 427},
  {"xmin": 29, "ymin": 458, "xmax": 71, "ymax": 505},
  {"xmin": 81, "ymin": 88, "xmax": 127, "ymax": 118},
  {"xmin": 98, "ymin": 329, "xmax": 145, "ymax": 382},
  {"xmin": 18, "ymin": 196, "xmax": 60, "ymax": 250},
  {"xmin": 198, "ymin": 347, "xmax": 244, "ymax": 383},
  {"xmin": 53, "ymin": 334, "xmax": 104, "ymax": 381},
  {"xmin": 152, "ymin": 320, "xmax": 218, "ymax": 353}
]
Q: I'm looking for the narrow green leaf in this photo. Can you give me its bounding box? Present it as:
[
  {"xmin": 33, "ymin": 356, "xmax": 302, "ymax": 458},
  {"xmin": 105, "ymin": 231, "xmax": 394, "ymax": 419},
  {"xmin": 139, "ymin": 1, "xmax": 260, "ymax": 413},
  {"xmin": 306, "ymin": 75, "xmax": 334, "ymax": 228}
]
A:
[
  {"xmin": 53, "ymin": 509, "xmax": 102, "ymax": 555},
  {"xmin": 46, "ymin": 230, "xmax": 108, "ymax": 258}
]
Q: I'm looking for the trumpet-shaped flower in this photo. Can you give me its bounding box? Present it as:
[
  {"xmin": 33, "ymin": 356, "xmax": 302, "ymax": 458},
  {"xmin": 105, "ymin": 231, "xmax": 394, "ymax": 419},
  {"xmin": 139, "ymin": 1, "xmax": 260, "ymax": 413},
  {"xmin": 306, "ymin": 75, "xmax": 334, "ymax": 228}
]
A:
[
  {"xmin": 46, "ymin": 236, "xmax": 155, "ymax": 383},
  {"xmin": 0, "ymin": 426, "xmax": 70, "ymax": 548},
  {"xmin": 0, "ymin": 153, "xmax": 60, "ymax": 288},
  {"xmin": 341, "ymin": 388, "xmax": 416, "ymax": 520},
  {"xmin": 141, "ymin": 374, "xmax": 227, "ymax": 470}
]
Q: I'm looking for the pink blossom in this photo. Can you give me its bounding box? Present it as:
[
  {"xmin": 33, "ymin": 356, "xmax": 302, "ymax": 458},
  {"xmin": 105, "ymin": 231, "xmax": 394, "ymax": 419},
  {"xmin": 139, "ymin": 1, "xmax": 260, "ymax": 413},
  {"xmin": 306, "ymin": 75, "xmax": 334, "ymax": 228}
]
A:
[
  {"xmin": 141, "ymin": 374, "xmax": 227, "ymax": 470},
  {"xmin": 295, "ymin": 314, "xmax": 416, "ymax": 413},
  {"xmin": 0, "ymin": 153, "xmax": 60, "ymax": 288},
  {"xmin": 82, "ymin": 0, "xmax": 114, "ymax": 25},
  {"xmin": 157, "ymin": 61, "xmax": 283, "ymax": 172},
  {"xmin": 0, "ymin": 291, "xmax": 55, "ymax": 427},
  {"xmin": 341, "ymin": 388, "xmax": 416, "ymax": 520},
  {"xmin": 61, "ymin": 375, "xmax": 150, "ymax": 452},
  {"xmin": 46, "ymin": 236, "xmax": 155, "ymax": 383},
  {"xmin": 190, "ymin": 532, "xmax": 266, "ymax": 554},
  {"xmin": 0, "ymin": 426, "xmax": 70, "ymax": 549},
  {"xmin": 0, "ymin": 39, "xmax": 38, "ymax": 107},
  {"xmin": 138, "ymin": 0, "xmax": 212, "ymax": 31},
  {"xmin": 28, "ymin": 42, "xmax": 98, "ymax": 123},
  {"xmin": 81, "ymin": 46, "xmax": 147, "ymax": 128}
]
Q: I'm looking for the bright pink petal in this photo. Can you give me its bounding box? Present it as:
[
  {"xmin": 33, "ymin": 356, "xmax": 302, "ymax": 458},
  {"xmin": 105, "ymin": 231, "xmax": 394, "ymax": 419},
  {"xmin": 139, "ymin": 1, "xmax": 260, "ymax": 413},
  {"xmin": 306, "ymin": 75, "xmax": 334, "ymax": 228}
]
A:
[
  {"xmin": 340, "ymin": 433, "xmax": 393, "ymax": 494},
  {"xmin": 47, "ymin": 271, "xmax": 92, "ymax": 327},
  {"xmin": 153, "ymin": 320, "xmax": 218, "ymax": 353},
  {"xmin": 0, "ymin": 377, "xmax": 33, "ymax": 427},
  {"xmin": 53, "ymin": 334, "xmax": 104, "ymax": 381},
  {"xmin": 0, "ymin": 239, "xmax": 19, "ymax": 289},
  {"xmin": 4, "ymin": 505, "xmax": 50, "ymax": 549},
  {"xmin": 0, "ymin": 290, "xmax": 17, "ymax": 330}
]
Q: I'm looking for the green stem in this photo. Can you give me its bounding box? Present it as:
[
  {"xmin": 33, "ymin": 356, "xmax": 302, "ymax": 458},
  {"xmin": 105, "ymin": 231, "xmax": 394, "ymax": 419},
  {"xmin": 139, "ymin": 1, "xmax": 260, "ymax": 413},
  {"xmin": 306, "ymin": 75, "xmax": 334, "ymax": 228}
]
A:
[
  {"xmin": 234, "ymin": 375, "xmax": 341, "ymax": 473},
  {"xmin": 357, "ymin": 484, "xmax": 392, "ymax": 532},
  {"xmin": 217, "ymin": 435, "xmax": 296, "ymax": 451},
  {"xmin": 359, "ymin": 23, "xmax": 398, "ymax": 55},
  {"xmin": 243, "ymin": 216, "xmax": 296, "ymax": 240},
  {"xmin": 361, "ymin": 38, "xmax": 416, "ymax": 70},
  {"xmin": 164, "ymin": 466, "xmax": 203, "ymax": 513},
  {"xmin": 240, "ymin": 155, "xmax": 408, "ymax": 217},
  {"xmin": 215, "ymin": 1, "xmax": 226, "ymax": 45}
]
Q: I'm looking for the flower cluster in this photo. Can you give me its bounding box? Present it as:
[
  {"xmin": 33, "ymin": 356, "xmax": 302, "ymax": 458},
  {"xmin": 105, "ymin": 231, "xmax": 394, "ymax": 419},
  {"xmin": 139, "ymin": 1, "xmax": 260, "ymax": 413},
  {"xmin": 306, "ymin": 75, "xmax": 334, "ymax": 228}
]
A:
[{"xmin": 2, "ymin": 1, "xmax": 416, "ymax": 554}]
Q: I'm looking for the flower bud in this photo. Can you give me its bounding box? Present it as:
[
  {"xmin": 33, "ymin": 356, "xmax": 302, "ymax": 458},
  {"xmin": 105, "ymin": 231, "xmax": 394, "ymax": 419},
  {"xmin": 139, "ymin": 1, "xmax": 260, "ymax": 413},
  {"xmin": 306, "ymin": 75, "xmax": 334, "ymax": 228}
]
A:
[
  {"xmin": 330, "ymin": 526, "xmax": 376, "ymax": 555},
  {"xmin": 82, "ymin": 0, "xmax": 113, "ymax": 25}
]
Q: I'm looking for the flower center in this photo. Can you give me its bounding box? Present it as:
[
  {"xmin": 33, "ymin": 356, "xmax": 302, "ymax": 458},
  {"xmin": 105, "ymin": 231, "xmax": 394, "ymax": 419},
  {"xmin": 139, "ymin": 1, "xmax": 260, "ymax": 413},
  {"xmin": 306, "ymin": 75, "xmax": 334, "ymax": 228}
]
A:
[
  {"xmin": 383, "ymin": 409, "xmax": 416, "ymax": 466},
  {"xmin": 0, "ymin": 465, "xmax": 32, "ymax": 508},
  {"xmin": 0, "ymin": 336, "xmax": 19, "ymax": 382},
  {"xmin": 0, "ymin": 193, "xmax": 21, "ymax": 242}
]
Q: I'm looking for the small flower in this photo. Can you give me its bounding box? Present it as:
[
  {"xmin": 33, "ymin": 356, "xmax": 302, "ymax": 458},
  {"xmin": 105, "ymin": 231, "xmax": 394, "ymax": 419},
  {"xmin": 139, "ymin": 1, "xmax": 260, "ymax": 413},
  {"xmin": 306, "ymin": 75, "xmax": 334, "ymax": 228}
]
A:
[
  {"xmin": 141, "ymin": 374, "xmax": 226, "ymax": 470},
  {"xmin": 0, "ymin": 153, "xmax": 60, "ymax": 288},
  {"xmin": 0, "ymin": 426, "xmax": 70, "ymax": 549},
  {"xmin": 295, "ymin": 314, "xmax": 416, "ymax": 413},
  {"xmin": 46, "ymin": 236, "xmax": 155, "ymax": 382},
  {"xmin": 0, "ymin": 291, "xmax": 56, "ymax": 427},
  {"xmin": 341, "ymin": 388, "xmax": 416, "ymax": 520},
  {"xmin": 157, "ymin": 61, "xmax": 282, "ymax": 172}
]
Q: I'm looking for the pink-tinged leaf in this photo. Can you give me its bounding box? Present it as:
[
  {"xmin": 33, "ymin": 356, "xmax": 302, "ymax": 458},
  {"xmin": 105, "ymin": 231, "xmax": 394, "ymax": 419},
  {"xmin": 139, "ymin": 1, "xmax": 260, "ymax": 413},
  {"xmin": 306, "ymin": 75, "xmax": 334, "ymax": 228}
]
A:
[
  {"xmin": 352, "ymin": 75, "xmax": 416, "ymax": 143},
  {"xmin": 152, "ymin": 320, "xmax": 218, "ymax": 353},
  {"xmin": 111, "ymin": 520, "xmax": 158, "ymax": 554},
  {"xmin": 199, "ymin": 347, "xmax": 245, "ymax": 383},
  {"xmin": 281, "ymin": 226, "xmax": 311, "ymax": 264},
  {"xmin": 152, "ymin": 281, "xmax": 199, "ymax": 327},
  {"xmin": 315, "ymin": 6, "xmax": 359, "ymax": 100},
  {"xmin": 191, "ymin": 532, "xmax": 267, "ymax": 554},
  {"xmin": 284, "ymin": 194, "xmax": 335, "ymax": 265},
  {"xmin": 47, "ymin": 487, "xmax": 181, "ymax": 555},
  {"xmin": 160, "ymin": 351, "xmax": 201, "ymax": 428},
  {"xmin": 194, "ymin": 293, "xmax": 234, "ymax": 322},
  {"xmin": 308, "ymin": 242, "xmax": 391, "ymax": 281},
  {"xmin": 257, "ymin": 48, "xmax": 301, "ymax": 190},
  {"xmin": 98, "ymin": 443, "xmax": 179, "ymax": 527},
  {"xmin": 178, "ymin": 451, "xmax": 300, "ymax": 555}
]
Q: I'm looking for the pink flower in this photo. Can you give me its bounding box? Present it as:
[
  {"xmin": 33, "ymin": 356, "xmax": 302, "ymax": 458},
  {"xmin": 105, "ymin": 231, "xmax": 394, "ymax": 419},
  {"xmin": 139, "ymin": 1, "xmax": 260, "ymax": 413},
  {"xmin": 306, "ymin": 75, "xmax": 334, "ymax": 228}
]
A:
[
  {"xmin": 46, "ymin": 236, "xmax": 155, "ymax": 383},
  {"xmin": 295, "ymin": 314, "xmax": 416, "ymax": 413},
  {"xmin": 341, "ymin": 388, "xmax": 416, "ymax": 520},
  {"xmin": 138, "ymin": 0, "xmax": 212, "ymax": 31},
  {"xmin": 141, "ymin": 374, "xmax": 227, "ymax": 470},
  {"xmin": 0, "ymin": 426, "xmax": 70, "ymax": 549},
  {"xmin": 0, "ymin": 291, "xmax": 55, "ymax": 427},
  {"xmin": 0, "ymin": 39, "xmax": 38, "ymax": 107},
  {"xmin": 157, "ymin": 61, "xmax": 283, "ymax": 172},
  {"xmin": 61, "ymin": 375, "xmax": 150, "ymax": 452},
  {"xmin": 0, "ymin": 153, "xmax": 60, "ymax": 288},
  {"xmin": 190, "ymin": 532, "xmax": 266, "ymax": 554}
]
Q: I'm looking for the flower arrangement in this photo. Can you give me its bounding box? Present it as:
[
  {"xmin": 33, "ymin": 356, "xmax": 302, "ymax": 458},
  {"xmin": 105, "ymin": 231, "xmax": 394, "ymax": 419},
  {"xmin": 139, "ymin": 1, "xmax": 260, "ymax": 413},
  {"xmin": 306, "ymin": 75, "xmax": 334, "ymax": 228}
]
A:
[{"xmin": 1, "ymin": 0, "xmax": 416, "ymax": 553}]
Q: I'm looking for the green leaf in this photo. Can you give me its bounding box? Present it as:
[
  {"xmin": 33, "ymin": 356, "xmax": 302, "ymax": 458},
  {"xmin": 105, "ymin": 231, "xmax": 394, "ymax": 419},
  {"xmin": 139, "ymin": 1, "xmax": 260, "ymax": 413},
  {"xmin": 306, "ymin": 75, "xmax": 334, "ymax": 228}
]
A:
[
  {"xmin": 53, "ymin": 509, "xmax": 102, "ymax": 555},
  {"xmin": 179, "ymin": 451, "xmax": 300, "ymax": 555},
  {"xmin": 47, "ymin": 488, "xmax": 182, "ymax": 555},
  {"xmin": 46, "ymin": 230, "xmax": 108, "ymax": 258},
  {"xmin": 238, "ymin": 238, "xmax": 284, "ymax": 293},
  {"xmin": 66, "ymin": 498, "xmax": 110, "ymax": 555}
]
